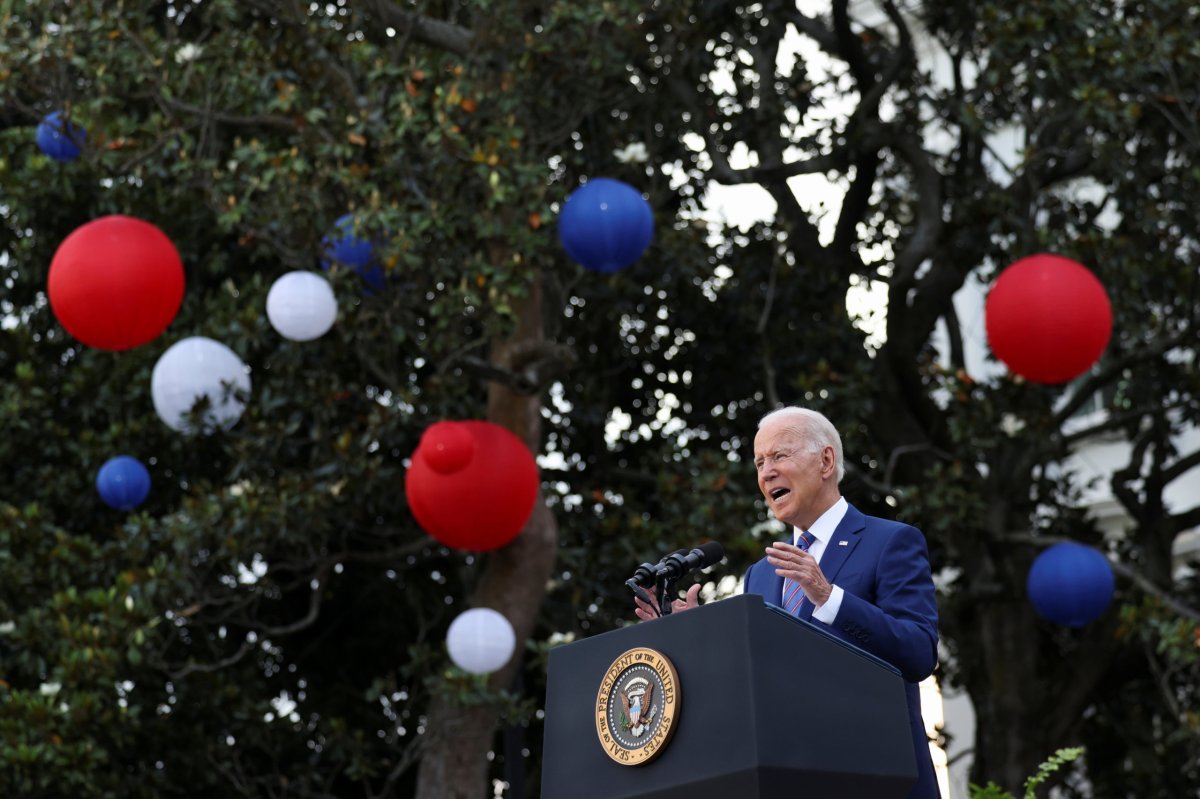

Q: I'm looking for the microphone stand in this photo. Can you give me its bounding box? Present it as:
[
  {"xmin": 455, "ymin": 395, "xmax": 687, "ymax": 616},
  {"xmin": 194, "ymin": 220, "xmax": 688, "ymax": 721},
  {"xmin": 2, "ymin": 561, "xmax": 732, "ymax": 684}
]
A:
[{"xmin": 656, "ymin": 572, "xmax": 678, "ymax": 617}]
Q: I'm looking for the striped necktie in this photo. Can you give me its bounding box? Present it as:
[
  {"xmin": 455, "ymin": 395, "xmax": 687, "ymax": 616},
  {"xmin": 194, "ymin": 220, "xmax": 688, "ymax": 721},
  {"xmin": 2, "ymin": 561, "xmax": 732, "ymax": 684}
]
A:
[{"xmin": 782, "ymin": 530, "xmax": 817, "ymax": 615}]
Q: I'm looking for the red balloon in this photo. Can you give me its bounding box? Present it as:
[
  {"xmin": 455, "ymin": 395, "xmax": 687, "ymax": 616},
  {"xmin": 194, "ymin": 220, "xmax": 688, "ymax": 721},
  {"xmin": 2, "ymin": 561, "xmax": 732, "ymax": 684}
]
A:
[
  {"xmin": 48, "ymin": 215, "xmax": 185, "ymax": 351},
  {"xmin": 419, "ymin": 421, "xmax": 476, "ymax": 474},
  {"xmin": 985, "ymin": 254, "xmax": 1112, "ymax": 384},
  {"xmin": 405, "ymin": 420, "xmax": 539, "ymax": 552}
]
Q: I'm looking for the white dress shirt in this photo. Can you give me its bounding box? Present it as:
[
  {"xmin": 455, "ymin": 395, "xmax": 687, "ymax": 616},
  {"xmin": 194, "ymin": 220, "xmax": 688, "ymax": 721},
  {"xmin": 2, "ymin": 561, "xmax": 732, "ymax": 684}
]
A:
[{"xmin": 790, "ymin": 496, "xmax": 847, "ymax": 625}]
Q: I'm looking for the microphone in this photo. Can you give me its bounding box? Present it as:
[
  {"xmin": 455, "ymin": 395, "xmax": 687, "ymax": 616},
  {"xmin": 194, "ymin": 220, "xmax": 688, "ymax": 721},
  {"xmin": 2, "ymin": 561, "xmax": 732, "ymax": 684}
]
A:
[
  {"xmin": 657, "ymin": 541, "xmax": 725, "ymax": 580},
  {"xmin": 627, "ymin": 549, "xmax": 688, "ymax": 589},
  {"xmin": 627, "ymin": 544, "xmax": 724, "ymax": 617},
  {"xmin": 625, "ymin": 564, "xmax": 657, "ymax": 606},
  {"xmin": 626, "ymin": 549, "xmax": 688, "ymax": 605}
]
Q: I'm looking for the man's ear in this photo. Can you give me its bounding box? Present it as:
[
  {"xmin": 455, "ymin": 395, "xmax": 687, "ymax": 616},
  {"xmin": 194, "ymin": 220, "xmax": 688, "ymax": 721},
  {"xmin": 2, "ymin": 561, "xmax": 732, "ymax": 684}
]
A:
[{"xmin": 820, "ymin": 445, "xmax": 837, "ymax": 477}]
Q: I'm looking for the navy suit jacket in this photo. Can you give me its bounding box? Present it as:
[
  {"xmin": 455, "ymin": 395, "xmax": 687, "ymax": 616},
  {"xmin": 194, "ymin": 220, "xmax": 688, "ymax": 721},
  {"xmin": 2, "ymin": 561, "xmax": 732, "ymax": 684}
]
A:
[{"xmin": 743, "ymin": 503, "xmax": 941, "ymax": 799}]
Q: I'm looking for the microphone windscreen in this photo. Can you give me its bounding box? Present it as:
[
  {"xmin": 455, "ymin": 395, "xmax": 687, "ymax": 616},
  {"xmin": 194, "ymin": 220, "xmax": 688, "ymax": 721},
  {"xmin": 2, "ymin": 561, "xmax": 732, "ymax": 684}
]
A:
[{"xmin": 696, "ymin": 540, "xmax": 725, "ymax": 567}]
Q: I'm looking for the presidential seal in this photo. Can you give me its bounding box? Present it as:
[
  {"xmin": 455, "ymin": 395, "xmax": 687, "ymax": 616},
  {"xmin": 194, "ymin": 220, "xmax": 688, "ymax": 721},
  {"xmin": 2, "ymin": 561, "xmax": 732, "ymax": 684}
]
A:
[{"xmin": 594, "ymin": 647, "xmax": 680, "ymax": 766}]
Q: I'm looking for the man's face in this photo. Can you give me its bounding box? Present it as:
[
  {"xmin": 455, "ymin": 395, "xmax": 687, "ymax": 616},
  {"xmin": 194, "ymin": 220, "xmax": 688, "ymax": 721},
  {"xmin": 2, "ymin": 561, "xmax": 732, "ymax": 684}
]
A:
[{"xmin": 753, "ymin": 418, "xmax": 832, "ymax": 528}]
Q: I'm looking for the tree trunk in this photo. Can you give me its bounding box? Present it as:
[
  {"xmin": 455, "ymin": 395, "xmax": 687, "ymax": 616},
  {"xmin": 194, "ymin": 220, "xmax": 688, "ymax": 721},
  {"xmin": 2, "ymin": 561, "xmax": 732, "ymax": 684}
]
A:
[
  {"xmin": 958, "ymin": 599, "xmax": 1056, "ymax": 790},
  {"xmin": 956, "ymin": 594, "xmax": 1118, "ymax": 792},
  {"xmin": 867, "ymin": 353, "xmax": 1118, "ymax": 792},
  {"xmin": 415, "ymin": 275, "xmax": 559, "ymax": 799}
]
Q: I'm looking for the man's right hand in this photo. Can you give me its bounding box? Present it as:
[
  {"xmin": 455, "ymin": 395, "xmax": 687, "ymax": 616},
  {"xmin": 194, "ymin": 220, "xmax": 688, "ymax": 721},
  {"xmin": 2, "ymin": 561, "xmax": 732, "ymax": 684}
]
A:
[{"xmin": 633, "ymin": 584, "xmax": 702, "ymax": 621}]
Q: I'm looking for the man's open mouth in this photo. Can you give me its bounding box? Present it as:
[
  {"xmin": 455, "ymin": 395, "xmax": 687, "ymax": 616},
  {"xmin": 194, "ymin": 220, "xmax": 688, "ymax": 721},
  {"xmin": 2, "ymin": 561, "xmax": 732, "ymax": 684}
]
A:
[{"xmin": 770, "ymin": 488, "xmax": 790, "ymax": 500}]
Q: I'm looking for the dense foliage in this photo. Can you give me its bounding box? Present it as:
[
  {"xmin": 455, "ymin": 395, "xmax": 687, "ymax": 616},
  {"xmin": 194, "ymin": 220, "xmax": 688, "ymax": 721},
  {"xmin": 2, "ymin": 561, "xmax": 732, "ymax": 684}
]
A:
[{"xmin": 2, "ymin": 1, "xmax": 1199, "ymax": 797}]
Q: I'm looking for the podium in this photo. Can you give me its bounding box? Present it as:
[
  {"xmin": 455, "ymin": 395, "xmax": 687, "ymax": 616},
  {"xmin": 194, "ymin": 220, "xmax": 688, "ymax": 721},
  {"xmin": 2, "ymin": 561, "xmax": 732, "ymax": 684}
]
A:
[{"xmin": 541, "ymin": 594, "xmax": 916, "ymax": 798}]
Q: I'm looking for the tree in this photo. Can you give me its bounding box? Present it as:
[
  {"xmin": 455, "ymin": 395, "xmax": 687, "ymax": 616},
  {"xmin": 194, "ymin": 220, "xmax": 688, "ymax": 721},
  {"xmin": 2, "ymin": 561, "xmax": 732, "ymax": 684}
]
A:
[
  {"xmin": 2, "ymin": 1, "xmax": 576, "ymax": 796},
  {"xmin": 525, "ymin": 0, "xmax": 1200, "ymax": 791},
  {"xmin": 2, "ymin": 1, "xmax": 1199, "ymax": 798}
]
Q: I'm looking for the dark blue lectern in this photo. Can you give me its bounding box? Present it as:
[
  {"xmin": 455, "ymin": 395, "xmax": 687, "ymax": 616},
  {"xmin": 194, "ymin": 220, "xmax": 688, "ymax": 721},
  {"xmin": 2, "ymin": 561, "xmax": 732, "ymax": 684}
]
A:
[{"xmin": 542, "ymin": 593, "xmax": 916, "ymax": 798}]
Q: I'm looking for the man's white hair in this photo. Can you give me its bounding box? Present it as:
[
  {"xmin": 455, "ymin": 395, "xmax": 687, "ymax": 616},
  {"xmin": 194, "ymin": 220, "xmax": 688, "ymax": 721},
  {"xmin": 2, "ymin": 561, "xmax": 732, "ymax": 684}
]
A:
[{"xmin": 757, "ymin": 406, "xmax": 845, "ymax": 482}]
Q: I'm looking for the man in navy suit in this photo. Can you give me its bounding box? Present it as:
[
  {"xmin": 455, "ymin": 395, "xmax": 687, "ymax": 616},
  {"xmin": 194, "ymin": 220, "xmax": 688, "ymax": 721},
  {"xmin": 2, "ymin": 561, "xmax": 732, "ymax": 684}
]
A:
[{"xmin": 635, "ymin": 406, "xmax": 941, "ymax": 799}]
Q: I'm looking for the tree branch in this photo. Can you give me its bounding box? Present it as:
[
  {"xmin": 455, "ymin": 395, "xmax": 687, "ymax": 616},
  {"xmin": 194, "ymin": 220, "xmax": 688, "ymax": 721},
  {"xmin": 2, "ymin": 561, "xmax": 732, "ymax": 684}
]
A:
[
  {"xmin": 1052, "ymin": 329, "xmax": 1191, "ymax": 427},
  {"xmin": 255, "ymin": 572, "xmax": 326, "ymax": 636},
  {"xmin": 853, "ymin": 0, "xmax": 914, "ymax": 127},
  {"xmin": 1167, "ymin": 504, "xmax": 1200, "ymax": 537},
  {"xmin": 943, "ymin": 302, "xmax": 966, "ymax": 371},
  {"xmin": 1159, "ymin": 444, "xmax": 1200, "ymax": 485},
  {"xmin": 362, "ymin": 0, "xmax": 474, "ymax": 57},
  {"xmin": 757, "ymin": 257, "xmax": 781, "ymax": 408},
  {"xmin": 884, "ymin": 441, "xmax": 955, "ymax": 488},
  {"xmin": 168, "ymin": 639, "xmax": 256, "ymax": 680},
  {"xmin": 456, "ymin": 341, "xmax": 576, "ymax": 395},
  {"xmin": 1112, "ymin": 428, "xmax": 1155, "ymax": 509},
  {"xmin": 785, "ymin": 9, "xmax": 838, "ymax": 53},
  {"xmin": 831, "ymin": 0, "xmax": 870, "ymax": 88},
  {"xmin": 831, "ymin": 149, "xmax": 879, "ymax": 253},
  {"xmin": 700, "ymin": 128, "xmax": 842, "ymax": 186},
  {"xmin": 1108, "ymin": 559, "xmax": 1200, "ymax": 621},
  {"xmin": 155, "ymin": 95, "xmax": 304, "ymax": 135},
  {"xmin": 1060, "ymin": 398, "xmax": 1193, "ymax": 448},
  {"xmin": 891, "ymin": 133, "xmax": 945, "ymax": 289},
  {"xmin": 1141, "ymin": 637, "xmax": 1190, "ymax": 733}
]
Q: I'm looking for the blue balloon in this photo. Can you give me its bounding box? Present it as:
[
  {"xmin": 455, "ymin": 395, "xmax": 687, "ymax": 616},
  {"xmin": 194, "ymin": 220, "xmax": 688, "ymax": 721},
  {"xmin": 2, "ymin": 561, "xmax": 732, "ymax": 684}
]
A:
[
  {"xmin": 36, "ymin": 111, "xmax": 87, "ymax": 162},
  {"xmin": 321, "ymin": 214, "xmax": 386, "ymax": 291},
  {"xmin": 558, "ymin": 178, "xmax": 654, "ymax": 273},
  {"xmin": 96, "ymin": 456, "xmax": 151, "ymax": 511},
  {"xmin": 1026, "ymin": 542, "xmax": 1114, "ymax": 627}
]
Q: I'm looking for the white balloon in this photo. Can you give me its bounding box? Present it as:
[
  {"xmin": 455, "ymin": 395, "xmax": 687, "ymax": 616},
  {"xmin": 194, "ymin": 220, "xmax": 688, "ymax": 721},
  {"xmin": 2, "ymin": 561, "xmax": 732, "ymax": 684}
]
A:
[
  {"xmin": 151, "ymin": 336, "xmax": 251, "ymax": 434},
  {"xmin": 266, "ymin": 271, "xmax": 337, "ymax": 341},
  {"xmin": 447, "ymin": 608, "xmax": 516, "ymax": 675}
]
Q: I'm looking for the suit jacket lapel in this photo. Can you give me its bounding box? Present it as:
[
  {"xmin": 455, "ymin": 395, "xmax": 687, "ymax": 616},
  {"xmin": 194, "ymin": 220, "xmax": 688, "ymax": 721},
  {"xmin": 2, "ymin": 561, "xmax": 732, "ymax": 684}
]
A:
[
  {"xmin": 818, "ymin": 503, "xmax": 865, "ymax": 585},
  {"xmin": 757, "ymin": 503, "xmax": 867, "ymax": 617},
  {"xmin": 798, "ymin": 503, "xmax": 866, "ymax": 617}
]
